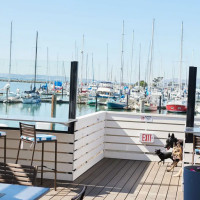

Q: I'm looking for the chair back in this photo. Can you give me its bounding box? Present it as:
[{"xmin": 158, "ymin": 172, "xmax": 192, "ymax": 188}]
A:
[
  {"xmin": 194, "ymin": 136, "xmax": 200, "ymax": 150},
  {"xmin": 20, "ymin": 122, "xmax": 36, "ymax": 141},
  {"xmin": 71, "ymin": 186, "xmax": 87, "ymax": 200}
]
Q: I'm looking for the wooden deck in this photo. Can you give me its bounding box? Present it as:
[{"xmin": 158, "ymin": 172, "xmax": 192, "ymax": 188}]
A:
[{"xmin": 38, "ymin": 158, "xmax": 183, "ymax": 200}]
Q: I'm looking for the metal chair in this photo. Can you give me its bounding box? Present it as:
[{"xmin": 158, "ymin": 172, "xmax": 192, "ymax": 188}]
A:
[
  {"xmin": 16, "ymin": 122, "xmax": 57, "ymax": 190},
  {"xmin": 71, "ymin": 186, "xmax": 87, "ymax": 200},
  {"xmin": 0, "ymin": 132, "xmax": 6, "ymax": 164},
  {"xmin": 192, "ymin": 134, "xmax": 200, "ymax": 165}
]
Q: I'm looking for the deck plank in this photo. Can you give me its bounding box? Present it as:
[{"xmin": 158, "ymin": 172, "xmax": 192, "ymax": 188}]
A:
[
  {"xmin": 93, "ymin": 160, "xmax": 135, "ymax": 200},
  {"xmin": 61, "ymin": 159, "xmax": 117, "ymax": 200},
  {"xmin": 146, "ymin": 162, "xmax": 168, "ymax": 200},
  {"xmin": 156, "ymin": 163, "xmax": 173, "ymax": 200},
  {"xmin": 83, "ymin": 159, "xmax": 129, "ymax": 200},
  {"xmin": 40, "ymin": 158, "xmax": 109, "ymax": 200},
  {"xmin": 125, "ymin": 161, "xmax": 154, "ymax": 200},
  {"xmin": 135, "ymin": 161, "xmax": 161, "ymax": 200},
  {"xmin": 166, "ymin": 166, "xmax": 181, "ymax": 200},
  {"xmin": 115, "ymin": 161, "xmax": 147, "ymax": 200},
  {"xmin": 103, "ymin": 160, "xmax": 142, "ymax": 200},
  {"xmin": 37, "ymin": 158, "xmax": 182, "ymax": 200}
]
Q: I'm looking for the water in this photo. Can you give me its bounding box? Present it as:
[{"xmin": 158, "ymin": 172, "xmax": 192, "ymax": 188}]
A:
[{"xmin": 0, "ymin": 81, "xmax": 196, "ymax": 131}]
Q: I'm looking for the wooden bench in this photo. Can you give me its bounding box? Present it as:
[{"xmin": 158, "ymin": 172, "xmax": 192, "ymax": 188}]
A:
[{"xmin": 0, "ymin": 162, "xmax": 37, "ymax": 186}]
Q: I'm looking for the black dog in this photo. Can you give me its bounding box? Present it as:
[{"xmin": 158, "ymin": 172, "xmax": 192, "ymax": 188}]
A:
[
  {"xmin": 165, "ymin": 133, "xmax": 183, "ymax": 150},
  {"xmin": 155, "ymin": 149, "xmax": 173, "ymax": 164}
]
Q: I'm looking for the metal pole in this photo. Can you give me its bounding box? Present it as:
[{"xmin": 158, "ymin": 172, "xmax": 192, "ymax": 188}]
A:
[
  {"xmin": 126, "ymin": 94, "xmax": 129, "ymax": 108},
  {"xmin": 159, "ymin": 96, "xmax": 161, "ymax": 114},
  {"xmin": 68, "ymin": 61, "xmax": 78, "ymax": 133},
  {"xmin": 96, "ymin": 93, "xmax": 98, "ymax": 111},
  {"xmin": 186, "ymin": 66, "xmax": 197, "ymax": 143}
]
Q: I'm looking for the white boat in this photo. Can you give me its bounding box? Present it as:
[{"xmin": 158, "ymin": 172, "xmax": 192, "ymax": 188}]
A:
[{"xmin": 144, "ymin": 102, "xmax": 157, "ymax": 111}]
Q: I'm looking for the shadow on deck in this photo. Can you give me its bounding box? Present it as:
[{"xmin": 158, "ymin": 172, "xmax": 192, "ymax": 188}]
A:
[{"xmin": 37, "ymin": 158, "xmax": 183, "ymax": 200}]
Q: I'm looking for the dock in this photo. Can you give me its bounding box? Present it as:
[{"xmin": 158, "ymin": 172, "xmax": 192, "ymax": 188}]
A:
[{"xmin": 38, "ymin": 158, "xmax": 183, "ymax": 200}]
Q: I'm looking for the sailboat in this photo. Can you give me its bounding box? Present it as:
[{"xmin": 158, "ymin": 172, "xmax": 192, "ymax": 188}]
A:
[
  {"xmin": 107, "ymin": 21, "xmax": 127, "ymax": 109},
  {"xmin": 2, "ymin": 22, "xmax": 21, "ymax": 103},
  {"xmin": 22, "ymin": 31, "xmax": 41, "ymax": 104},
  {"xmin": 166, "ymin": 22, "xmax": 187, "ymax": 113}
]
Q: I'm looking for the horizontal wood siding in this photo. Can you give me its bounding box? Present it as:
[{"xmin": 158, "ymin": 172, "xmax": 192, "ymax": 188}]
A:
[
  {"xmin": 0, "ymin": 129, "xmax": 74, "ymax": 181},
  {"xmin": 73, "ymin": 112, "xmax": 105, "ymax": 180},
  {"xmin": 105, "ymin": 112, "xmax": 186, "ymax": 162}
]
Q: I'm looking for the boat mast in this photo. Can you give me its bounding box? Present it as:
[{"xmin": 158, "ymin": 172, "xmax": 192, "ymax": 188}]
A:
[
  {"xmin": 46, "ymin": 47, "xmax": 49, "ymax": 83},
  {"xmin": 8, "ymin": 21, "xmax": 12, "ymax": 84},
  {"xmin": 86, "ymin": 53, "xmax": 88, "ymax": 85},
  {"xmin": 111, "ymin": 65, "xmax": 113, "ymax": 82},
  {"xmin": 62, "ymin": 61, "xmax": 66, "ymax": 82},
  {"xmin": 120, "ymin": 20, "xmax": 125, "ymax": 86},
  {"xmin": 146, "ymin": 41, "xmax": 151, "ymax": 87},
  {"xmin": 130, "ymin": 30, "xmax": 134, "ymax": 85},
  {"xmin": 107, "ymin": 43, "xmax": 109, "ymax": 81},
  {"xmin": 92, "ymin": 53, "xmax": 94, "ymax": 82},
  {"xmin": 34, "ymin": 31, "xmax": 38, "ymax": 90},
  {"xmin": 149, "ymin": 19, "xmax": 155, "ymax": 93},
  {"xmin": 138, "ymin": 43, "xmax": 141, "ymax": 91},
  {"xmin": 81, "ymin": 35, "xmax": 84, "ymax": 86},
  {"xmin": 179, "ymin": 22, "xmax": 183, "ymax": 93}
]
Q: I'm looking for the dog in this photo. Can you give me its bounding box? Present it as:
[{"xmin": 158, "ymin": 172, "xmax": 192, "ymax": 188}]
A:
[
  {"xmin": 165, "ymin": 133, "xmax": 183, "ymax": 173},
  {"xmin": 155, "ymin": 149, "xmax": 173, "ymax": 164},
  {"xmin": 165, "ymin": 133, "xmax": 183, "ymax": 150}
]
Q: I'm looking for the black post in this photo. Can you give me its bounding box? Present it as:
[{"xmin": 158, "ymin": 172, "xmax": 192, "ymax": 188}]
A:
[
  {"xmin": 95, "ymin": 93, "xmax": 98, "ymax": 112},
  {"xmin": 68, "ymin": 61, "xmax": 78, "ymax": 133},
  {"xmin": 126, "ymin": 94, "xmax": 129, "ymax": 108},
  {"xmin": 186, "ymin": 66, "xmax": 197, "ymax": 143},
  {"xmin": 159, "ymin": 96, "xmax": 161, "ymax": 114}
]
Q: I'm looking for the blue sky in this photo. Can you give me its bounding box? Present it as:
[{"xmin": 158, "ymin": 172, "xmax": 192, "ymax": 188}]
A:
[{"xmin": 0, "ymin": 0, "xmax": 200, "ymax": 83}]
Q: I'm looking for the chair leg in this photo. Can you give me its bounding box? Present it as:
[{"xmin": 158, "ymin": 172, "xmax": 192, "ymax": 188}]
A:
[
  {"xmin": 31, "ymin": 142, "xmax": 36, "ymax": 166},
  {"xmin": 4, "ymin": 136, "xmax": 6, "ymax": 164},
  {"xmin": 41, "ymin": 142, "xmax": 44, "ymax": 185},
  {"xmin": 16, "ymin": 139, "xmax": 21, "ymax": 164},
  {"xmin": 192, "ymin": 151, "xmax": 194, "ymax": 165},
  {"xmin": 54, "ymin": 140, "xmax": 57, "ymax": 191}
]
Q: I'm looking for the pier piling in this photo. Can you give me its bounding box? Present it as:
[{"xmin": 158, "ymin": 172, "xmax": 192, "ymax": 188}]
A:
[{"xmin": 51, "ymin": 94, "xmax": 57, "ymax": 130}]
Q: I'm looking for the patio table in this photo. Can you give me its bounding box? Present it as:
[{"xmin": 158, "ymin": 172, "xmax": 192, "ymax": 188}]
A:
[{"xmin": 0, "ymin": 183, "xmax": 49, "ymax": 200}]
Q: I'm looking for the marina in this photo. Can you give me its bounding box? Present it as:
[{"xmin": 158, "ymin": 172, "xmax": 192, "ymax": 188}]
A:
[{"xmin": 1, "ymin": 1, "xmax": 200, "ymax": 199}]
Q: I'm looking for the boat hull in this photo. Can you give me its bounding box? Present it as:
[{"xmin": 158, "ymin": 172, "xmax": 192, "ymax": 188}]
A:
[
  {"xmin": 166, "ymin": 104, "xmax": 187, "ymax": 113},
  {"xmin": 22, "ymin": 97, "xmax": 41, "ymax": 104},
  {"xmin": 107, "ymin": 102, "xmax": 126, "ymax": 109},
  {"xmin": 144, "ymin": 105, "xmax": 157, "ymax": 111}
]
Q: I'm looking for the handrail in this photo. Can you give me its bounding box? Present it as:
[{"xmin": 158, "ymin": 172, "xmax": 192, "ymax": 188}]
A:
[{"xmin": 0, "ymin": 115, "xmax": 77, "ymax": 127}]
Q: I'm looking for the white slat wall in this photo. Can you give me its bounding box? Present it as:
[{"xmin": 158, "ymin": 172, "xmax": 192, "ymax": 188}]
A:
[
  {"xmin": 0, "ymin": 129, "xmax": 74, "ymax": 181},
  {"xmin": 73, "ymin": 112, "xmax": 105, "ymax": 180},
  {"xmin": 104, "ymin": 112, "xmax": 186, "ymax": 162},
  {"xmin": 1, "ymin": 111, "xmax": 199, "ymax": 181}
]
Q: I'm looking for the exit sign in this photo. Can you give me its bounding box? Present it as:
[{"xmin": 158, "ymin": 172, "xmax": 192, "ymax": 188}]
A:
[{"xmin": 140, "ymin": 132, "xmax": 154, "ymax": 143}]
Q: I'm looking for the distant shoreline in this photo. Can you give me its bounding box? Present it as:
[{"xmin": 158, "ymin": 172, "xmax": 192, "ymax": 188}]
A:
[{"xmin": 0, "ymin": 79, "xmax": 54, "ymax": 84}]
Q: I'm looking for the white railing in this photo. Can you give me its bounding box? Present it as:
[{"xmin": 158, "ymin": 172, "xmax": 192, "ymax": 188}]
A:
[{"xmin": 0, "ymin": 111, "xmax": 198, "ymax": 181}]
